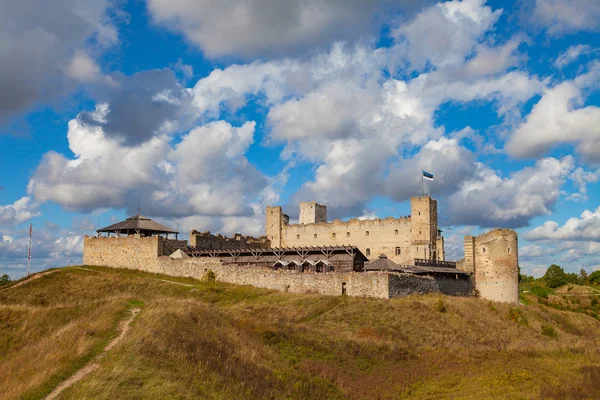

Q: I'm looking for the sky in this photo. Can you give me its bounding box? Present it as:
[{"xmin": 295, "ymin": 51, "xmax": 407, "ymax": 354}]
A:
[{"xmin": 0, "ymin": 0, "xmax": 599, "ymax": 279}]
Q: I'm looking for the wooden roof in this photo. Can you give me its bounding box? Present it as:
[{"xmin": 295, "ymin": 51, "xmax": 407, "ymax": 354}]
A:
[{"xmin": 97, "ymin": 214, "xmax": 178, "ymax": 234}]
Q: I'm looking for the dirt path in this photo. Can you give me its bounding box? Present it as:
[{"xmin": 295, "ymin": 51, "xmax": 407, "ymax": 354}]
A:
[
  {"xmin": 2, "ymin": 270, "xmax": 59, "ymax": 291},
  {"xmin": 45, "ymin": 308, "xmax": 141, "ymax": 400}
]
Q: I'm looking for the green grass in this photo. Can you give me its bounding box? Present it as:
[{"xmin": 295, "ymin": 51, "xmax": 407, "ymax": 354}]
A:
[{"xmin": 0, "ymin": 266, "xmax": 599, "ymax": 399}]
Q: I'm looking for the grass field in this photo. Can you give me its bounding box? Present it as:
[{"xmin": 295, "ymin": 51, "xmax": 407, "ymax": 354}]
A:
[{"xmin": 1, "ymin": 266, "xmax": 599, "ymax": 399}]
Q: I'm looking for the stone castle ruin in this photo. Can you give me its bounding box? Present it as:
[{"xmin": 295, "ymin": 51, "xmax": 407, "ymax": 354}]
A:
[{"xmin": 83, "ymin": 196, "xmax": 519, "ymax": 304}]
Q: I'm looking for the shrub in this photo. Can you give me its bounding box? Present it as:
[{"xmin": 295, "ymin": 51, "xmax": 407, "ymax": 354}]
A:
[
  {"xmin": 203, "ymin": 270, "xmax": 216, "ymax": 283},
  {"xmin": 591, "ymin": 297, "xmax": 598, "ymax": 307},
  {"xmin": 508, "ymin": 308, "xmax": 528, "ymax": 326},
  {"xmin": 531, "ymin": 285, "xmax": 551, "ymax": 299},
  {"xmin": 434, "ymin": 298, "xmax": 447, "ymax": 313},
  {"xmin": 541, "ymin": 324, "xmax": 557, "ymax": 338}
]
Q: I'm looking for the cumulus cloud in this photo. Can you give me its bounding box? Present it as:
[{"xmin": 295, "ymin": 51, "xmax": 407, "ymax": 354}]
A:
[
  {"xmin": 506, "ymin": 64, "xmax": 600, "ymax": 162},
  {"xmin": 525, "ymin": 207, "xmax": 600, "ymax": 241},
  {"xmin": 0, "ymin": 0, "xmax": 118, "ymax": 127},
  {"xmin": 392, "ymin": 0, "xmax": 501, "ymax": 70},
  {"xmin": 0, "ymin": 197, "xmax": 40, "ymax": 225},
  {"xmin": 385, "ymin": 137, "xmax": 476, "ymax": 201},
  {"xmin": 533, "ymin": 0, "xmax": 600, "ymax": 35},
  {"xmin": 27, "ymin": 105, "xmax": 268, "ymax": 219},
  {"xmin": 554, "ymin": 44, "xmax": 593, "ymax": 68},
  {"xmin": 445, "ymin": 156, "xmax": 574, "ymax": 227},
  {"xmin": 146, "ymin": 0, "xmax": 431, "ymax": 58},
  {"xmin": 80, "ymin": 69, "xmax": 194, "ymax": 146},
  {"xmin": 67, "ymin": 51, "xmax": 102, "ymax": 82}
]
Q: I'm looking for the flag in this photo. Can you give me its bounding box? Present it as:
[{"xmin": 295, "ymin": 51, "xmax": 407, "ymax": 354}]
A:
[{"xmin": 422, "ymin": 170, "xmax": 434, "ymax": 181}]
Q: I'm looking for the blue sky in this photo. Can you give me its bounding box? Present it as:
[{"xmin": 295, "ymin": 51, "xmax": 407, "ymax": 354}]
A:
[{"xmin": 1, "ymin": 0, "xmax": 599, "ymax": 279}]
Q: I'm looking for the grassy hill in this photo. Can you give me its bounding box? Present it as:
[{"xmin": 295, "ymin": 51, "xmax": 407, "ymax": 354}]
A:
[{"xmin": 1, "ymin": 266, "xmax": 599, "ymax": 400}]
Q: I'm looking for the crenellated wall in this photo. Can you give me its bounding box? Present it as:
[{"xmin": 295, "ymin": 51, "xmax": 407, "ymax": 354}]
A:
[
  {"xmin": 266, "ymin": 196, "xmax": 442, "ymax": 265},
  {"xmin": 82, "ymin": 235, "xmax": 471, "ymax": 299}
]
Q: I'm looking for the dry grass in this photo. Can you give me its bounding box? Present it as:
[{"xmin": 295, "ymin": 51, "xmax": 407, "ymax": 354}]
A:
[{"xmin": 1, "ymin": 266, "xmax": 599, "ymax": 399}]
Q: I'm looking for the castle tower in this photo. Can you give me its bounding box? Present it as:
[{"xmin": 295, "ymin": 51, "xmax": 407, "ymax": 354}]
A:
[
  {"xmin": 473, "ymin": 229, "xmax": 519, "ymax": 304},
  {"xmin": 266, "ymin": 206, "xmax": 284, "ymax": 247},
  {"xmin": 410, "ymin": 196, "xmax": 438, "ymax": 261},
  {"xmin": 299, "ymin": 202, "xmax": 327, "ymax": 224}
]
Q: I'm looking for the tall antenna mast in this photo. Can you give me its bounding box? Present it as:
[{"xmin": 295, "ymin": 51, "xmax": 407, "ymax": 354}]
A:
[{"xmin": 27, "ymin": 223, "xmax": 32, "ymax": 277}]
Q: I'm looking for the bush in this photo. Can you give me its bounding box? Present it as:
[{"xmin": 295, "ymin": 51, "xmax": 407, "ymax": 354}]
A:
[
  {"xmin": 0, "ymin": 274, "xmax": 9, "ymax": 286},
  {"xmin": 203, "ymin": 270, "xmax": 216, "ymax": 283},
  {"xmin": 531, "ymin": 286, "xmax": 552, "ymax": 299},
  {"xmin": 541, "ymin": 324, "xmax": 557, "ymax": 338},
  {"xmin": 591, "ymin": 297, "xmax": 598, "ymax": 307},
  {"xmin": 508, "ymin": 308, "xmax": 528, "ymax": 326},
  {"xmin": 434, "ymin": 298, "xmax": 447, "ymax": 313},
  {"xmin": 589, "ymin": 270, "xmax": 600, "ymax": 285}
]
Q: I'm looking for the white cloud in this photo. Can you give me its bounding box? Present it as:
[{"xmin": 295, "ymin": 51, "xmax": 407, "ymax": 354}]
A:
[
  {"xmin": 146, "ymin": 0, "xmax": 427, "ymax": 58},
  {"xmin": 0, "ymin": 0, "xmax": 118, "ymax": 125},
  {"xmin": 445, "ymin": 156, "xmax": 574, "ymax": 227},
  {"xmin": 526, "ymin": 207, "xmax": 600, "ymax": 241},
  {"xmin": 67, "ymin": 51, "xmax": 102, "ymax": 82},
  {"xmin": 392, "ymin": 0, "xmax": 501, "ymax": 70},
  {"xmin": 0, "ymin": 197, "xmax": 40, "ymax": 225},
  {"xmin": 28, "ymin": 106, "xmax": 268, "ymax": 219},
  {"xmin": 554, "ymin": 44, "xmax": 593, "ymax": 68},
  {"xmin": 506, "ymin": 64, "xmax": 600, "ymax": 162},
  {"xmin": 533, "ymin": 0, "xmax": 600, "ymax": 35}
]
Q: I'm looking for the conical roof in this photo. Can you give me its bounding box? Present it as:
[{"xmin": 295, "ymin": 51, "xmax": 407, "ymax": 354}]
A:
[
  {"xmin": 97, "ymin": 214, "xmax": 178, "ymax": 234},
  {"xmin": 364, "ymin": 253, "xmax": 401, "ymax": 271}
]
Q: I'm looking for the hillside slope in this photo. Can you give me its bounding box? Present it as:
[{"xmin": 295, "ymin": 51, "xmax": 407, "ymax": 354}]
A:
[{"xmin": 1, "ymin": 266, "xmax": 599, "ymax": 400}]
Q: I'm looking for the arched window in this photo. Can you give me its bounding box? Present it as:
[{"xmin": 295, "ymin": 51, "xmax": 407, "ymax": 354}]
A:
[
  {"xmin": 395, "ymin": 247, "xmax": 401, "ymax": 255},
  {"xmin": 366, "ymin": 248, "xmax": 371, "ymax": 256},
  {"xmin": 394, "ymin": 229, "xmax": 398, "ymax": 235},
  {"xmin": 332, "ymin": 233, "xmax": 336, "ymax": 239},
  {"xmin": 296, "ymin": 234, "xmax": 300, "ymax": 239},
  {"xmin": 508, "ymin": 247, "xmax": 511, "ymax": 254},
  {"xmin": 314, "ymin": 234, "xmax": 317, "ymax": 239},
  {"xmin": 366, "ymin": 231, "xmax": 370, "ymax": 236},
  {"xmin": 346, "ymin": 232, "xmax": 350, "ymax": 237}
]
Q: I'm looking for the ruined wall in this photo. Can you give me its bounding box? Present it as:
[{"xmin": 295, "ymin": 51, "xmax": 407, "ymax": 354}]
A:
[
  {"xmin": 473, "ymin": 229, "xmax": 519, "ymax": 304},
  {"xmin": 299, "ymin": 202, "xmax": 327, "ymax": 224},
  {"xmin": 83, "ymin": 235, "xmax": 479, "ymax": 299},
  {"xmin": 388, "ymin": 273, "xmax": 439, "ymax": 296},
  {"xmin": 83, "ymin": 235, "xmax": 162, "ymax": 270},
  {"xmin": 281, "ymin": 217, "xmax": 413, "ymax": 264},
  {"xmin": 433, "ymin": 275, "xmax": 474, "ymax": 296},
  {"xmin": 189, "ymin": 230, "xmax": 269, "ymax": 249}
]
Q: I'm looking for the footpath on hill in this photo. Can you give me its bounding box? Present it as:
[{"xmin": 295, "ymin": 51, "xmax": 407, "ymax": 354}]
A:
[{"xmin": 45, "ymin": 307, "xmax": 141, "ymax": 400}]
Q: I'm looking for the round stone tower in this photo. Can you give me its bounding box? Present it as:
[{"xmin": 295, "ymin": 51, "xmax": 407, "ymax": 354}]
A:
[{"xmin": 473, "ymin": 229, "xmax": 519, "ymax": 304}]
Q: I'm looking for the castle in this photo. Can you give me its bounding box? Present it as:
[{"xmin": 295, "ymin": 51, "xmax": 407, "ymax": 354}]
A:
[
  {"xmin": 266, "ymin": 196, "xmax": 445, "ymax": 265},
  {"xmin": 82, "ymin": 196, "xmax": 519, "ymax": 304}
]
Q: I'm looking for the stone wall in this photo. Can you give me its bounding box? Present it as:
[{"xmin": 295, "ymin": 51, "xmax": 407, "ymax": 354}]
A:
[
  {"xmin": 388, "ymin": 273, "xmax": 439, "ymax": 296},
  {"xmin": 267, "ymin": 195, "xmax": 442, "ymax": 266},
  {"xmin": 281, "ymin": 216, "xmax": 413, "ymax": 264},
  {"xmin": 189, "ymin": 230, "xmax": 269, "ymax": 249},
  {"xmin": 83, "ymin": 235, "xmax": 162, "ymax": 270},
  {"xmin": 433, "ymin": 275, "xmax": 474, "ymax": 296}
]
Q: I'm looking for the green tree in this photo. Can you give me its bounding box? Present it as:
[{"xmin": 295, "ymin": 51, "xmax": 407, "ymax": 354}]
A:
[
  {"xmin": 0, "ymin": 274, "xmax": 10, "ymax": 285},
  {"xmin": 589, "ymin": 270, "xmax": 600, "ymax": 285},
  {"xmin": 543, "ymin": 264, "xmax": 568, "ymax": 288},
  {"xmin": 579, "ymin": 268, "xmax": 589, "ymax": 285}
]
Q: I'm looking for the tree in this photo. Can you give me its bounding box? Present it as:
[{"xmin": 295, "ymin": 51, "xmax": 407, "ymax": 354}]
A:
[
  {"xmin": 543, "ymin": 264, "xmax": 569, "ymax": 288},
  {"xmin": 579, "ymin": 268, "xmax": 589, "ymax": 285},
  {"xmin": 0, "ymin": 274, "xmax": 10, "ymax": 285},
  {"xmin": 589, "ymin": 270, "xmax": 600, "ymax": 285}
]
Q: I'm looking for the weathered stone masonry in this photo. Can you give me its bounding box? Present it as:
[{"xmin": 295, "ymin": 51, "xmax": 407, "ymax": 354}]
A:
[{"xmin": 83, "ymin": 235, "xmax": 462, "ymax": 299}]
